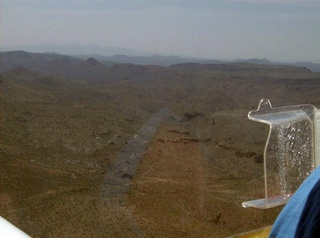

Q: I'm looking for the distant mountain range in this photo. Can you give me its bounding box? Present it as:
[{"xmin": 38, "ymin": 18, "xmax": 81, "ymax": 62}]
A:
[
  {"xmin": 1, "ymin": 48, "xmax": 320, "ymax": 73},
  {"xmin": 234, "ymin": 58, "xmax": 320, "ymax": 73},
  {"xmin": 1, "ymin": 43, "xmax": 156, "ymax": 57},
  {"xmin": 76, "ymin": 55, "xmax": 320, "ymax": 72},
  {"xmin": 75, "ymin": 54, "xmax": 223, "ymax": 67},
  {"xmin": 2, "ymin": 44, "xmax": 320, "ymax": 72}
]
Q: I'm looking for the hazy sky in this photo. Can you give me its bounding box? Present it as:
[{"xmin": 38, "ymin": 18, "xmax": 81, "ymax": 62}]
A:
[{"xmin": 1, "ymin": 0, "xmax": 320, "ymax": 62}]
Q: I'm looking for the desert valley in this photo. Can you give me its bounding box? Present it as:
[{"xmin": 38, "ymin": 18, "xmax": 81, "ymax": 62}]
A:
[{"xmin": 1, "ymin": 51, "xmax": 320, "ymax": 237}]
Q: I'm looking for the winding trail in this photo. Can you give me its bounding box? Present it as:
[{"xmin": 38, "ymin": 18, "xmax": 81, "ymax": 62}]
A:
[{"xmin": 99, "ymin": 107, "xmax": 181, "ymax": 237}]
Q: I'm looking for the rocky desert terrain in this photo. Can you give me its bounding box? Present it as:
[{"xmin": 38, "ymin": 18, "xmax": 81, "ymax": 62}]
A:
[{"xmin": 1, "ymin": 51, "xmax": 320, "ymax": 237}]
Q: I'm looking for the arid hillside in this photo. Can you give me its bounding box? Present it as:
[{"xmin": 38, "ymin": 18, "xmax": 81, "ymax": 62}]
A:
[{"xmin": 1, "ymin": 52, "xmax": 320, "ymax": 237}]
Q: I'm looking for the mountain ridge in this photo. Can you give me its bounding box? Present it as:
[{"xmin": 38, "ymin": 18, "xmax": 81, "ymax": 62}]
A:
[
  {"xmin": 0, "ymin": 51, "xmax": 317, "ymax": 82},
  {"xmin": 2, "ymin": 44, "xmax": 320, "ymax": 71}
]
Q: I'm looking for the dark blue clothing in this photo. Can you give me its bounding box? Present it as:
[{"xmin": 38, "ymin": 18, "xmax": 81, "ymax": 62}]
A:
[
  {"xmin": 294, "ymin": 177, "xmax": 320, "ymax": 238},
  {"xmin": 269, "ymin": 166, "xmax": 320, "ymax": 238}
]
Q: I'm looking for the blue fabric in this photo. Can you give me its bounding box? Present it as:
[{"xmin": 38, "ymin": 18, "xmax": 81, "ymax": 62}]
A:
[
  {"xmin": 269, "ymin": 166, "xmax": 320, "ymax": 238},
  {"xmin": 294, "ymin": 177, "xmax": 320, "ymax": 238}
]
